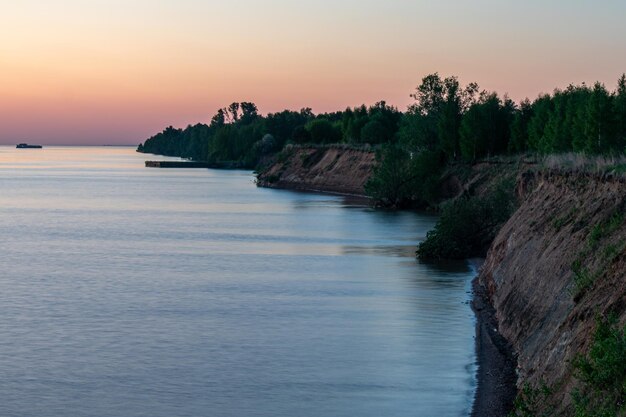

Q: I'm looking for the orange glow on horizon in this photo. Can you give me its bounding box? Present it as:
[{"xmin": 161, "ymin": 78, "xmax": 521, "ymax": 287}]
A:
[{"xmin": 1, "ymin": 0, "xmax": 625, "ymax": 144}]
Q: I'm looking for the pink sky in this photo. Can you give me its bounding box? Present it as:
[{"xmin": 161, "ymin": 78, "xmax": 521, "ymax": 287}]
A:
[{"xmin": 1, "ymin": 0, "xmax": 625, "ymax": 145}]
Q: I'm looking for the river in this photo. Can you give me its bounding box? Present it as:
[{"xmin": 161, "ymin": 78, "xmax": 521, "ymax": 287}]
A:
[{"xmin": 0, "ymin": 146, "xmax": 476, "ymax": 417}]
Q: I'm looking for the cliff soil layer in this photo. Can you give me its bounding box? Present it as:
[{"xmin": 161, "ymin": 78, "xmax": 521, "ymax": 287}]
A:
[
  {"xmin": 479, "ymin": 170, "xmax": 626, "ymax": 416},
  {"xmin": 256, "ymin": 145, "xmax": 376, "ymax": 196}
]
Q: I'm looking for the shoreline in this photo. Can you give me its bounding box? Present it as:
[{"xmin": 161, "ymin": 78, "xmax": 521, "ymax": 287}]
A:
[
  {"xmin": 257, "ymin": 184, "xmax": 518, "ymax": 416},
  {"xmin": 255, "ymin": 180, "xmax": 371, "ymax": 200},
  {"xmin": 147, "ymin": 158, "xmax": 519, "ymax": 415},
  {"xmin": 470, "ymin": 273, "xmax": 518, "ymax": 417}
]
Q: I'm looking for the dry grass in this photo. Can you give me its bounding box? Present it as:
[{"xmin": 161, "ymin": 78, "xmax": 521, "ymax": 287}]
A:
[
  {"xmin": 541, "ymin": 153, "xmax": 626, "ymax": 176},
  {"xmin": 285, "ymin": 143, "xmax": 376, "ymax": 152}
]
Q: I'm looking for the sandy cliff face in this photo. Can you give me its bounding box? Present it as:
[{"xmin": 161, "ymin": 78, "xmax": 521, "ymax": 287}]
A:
[
  {"xmin": 479, "ymin": 171, "xmax": 626, "ymax": 415},
  {"xmin": 256, "ymin": 145, "xmax": 376, "ymax": 196}
]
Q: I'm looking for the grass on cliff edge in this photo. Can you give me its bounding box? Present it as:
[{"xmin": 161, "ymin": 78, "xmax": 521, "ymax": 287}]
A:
[{"xmin": 542, "ymin": 153, "xmax": 626, "ymax": 176}]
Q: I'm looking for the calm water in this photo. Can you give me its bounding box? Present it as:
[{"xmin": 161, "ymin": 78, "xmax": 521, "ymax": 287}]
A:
[{"xmin": 0, "ymin": 146, "xmax": 476, "ymax": 417}]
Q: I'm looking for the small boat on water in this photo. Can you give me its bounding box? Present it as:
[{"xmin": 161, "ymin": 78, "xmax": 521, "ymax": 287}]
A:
[{"xmin": 16, "ymin": 143, "xmax": 43, "ymax": 149}]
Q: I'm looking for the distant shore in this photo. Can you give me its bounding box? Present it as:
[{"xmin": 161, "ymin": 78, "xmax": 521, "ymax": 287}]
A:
[{"xmin": 255, "ymin": 145, "xmax": 376, "ymax": 197}]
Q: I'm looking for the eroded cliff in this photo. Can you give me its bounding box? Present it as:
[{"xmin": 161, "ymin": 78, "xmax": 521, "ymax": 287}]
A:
[
  {"xmin": 256, "ymin": 145, "xmax": 376, "ymax": 196},
  {"xmin": 479, "ymin": 171, "xmax": 626, "ymax": 415}
]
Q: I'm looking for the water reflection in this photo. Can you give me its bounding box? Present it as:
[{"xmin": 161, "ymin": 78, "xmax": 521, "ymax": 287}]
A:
[
  {"xmin": 420, "ymin": 259, "xmax": 473, "ymax": 274},
  {"xmin": 0, "ymin": 146, "xmax": 477, "ymax": 417},
  {"xmin": 341, "ymin": 244, "xmax": 417, "ymax": 257}
]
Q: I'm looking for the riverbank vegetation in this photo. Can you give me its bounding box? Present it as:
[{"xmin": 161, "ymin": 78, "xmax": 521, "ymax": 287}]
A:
[
  {"xmin": 137, "ymin": 101, "xmax": 402, "ymax": 167},
  {"xmin": 416, "ymin": 179, "xmax": 517, "ymax": 260},
  {"xmin": 138, "ymin": 73, "xmax": 626, "ymax": 259},
  {"xmin": 138, "ymin": 73, "xmax": 626, "ymax": 170},
  {"xmin": 508, "ymin": 316, "xmax": 626, "ymax": 417},
  {"xmin": 572, "ymin": 316, "xmax": 626, "ymax": 417}
]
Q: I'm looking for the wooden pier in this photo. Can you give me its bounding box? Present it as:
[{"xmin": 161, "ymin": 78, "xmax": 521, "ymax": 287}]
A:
[{"xmin": 145, "ymin": 161, "xmax": 212, "ymax": 168}]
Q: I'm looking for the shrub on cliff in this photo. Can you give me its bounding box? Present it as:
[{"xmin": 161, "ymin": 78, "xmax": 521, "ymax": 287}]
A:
[
  {"xmin": 417, "ymin": 180, "xmax": 516, "ymax": 260},
  {"xmin": 365, "ymin": 144, "xmax": 441, "ymax": 208},
  {"xmin": 572, "ymin": 316, "xmax": 626, "ymax": 417}
]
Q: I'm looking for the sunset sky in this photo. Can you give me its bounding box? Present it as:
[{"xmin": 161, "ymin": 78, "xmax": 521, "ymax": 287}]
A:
[{"xmin": 1, "ymin": 0, "xmax": 625, "ymax": 145}]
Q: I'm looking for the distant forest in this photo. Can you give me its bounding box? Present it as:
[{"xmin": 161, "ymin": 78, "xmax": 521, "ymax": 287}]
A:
[
  {"xmin": 139, "ymin": 73, "xmax": 626, "ymax": 162},
  {"xmin": 138, "ymin": 73, "xmax": 626, "ymax": 205},
  {"xmin": 138, "ymin": 100, "xmax": 402, "ymax": 166}
]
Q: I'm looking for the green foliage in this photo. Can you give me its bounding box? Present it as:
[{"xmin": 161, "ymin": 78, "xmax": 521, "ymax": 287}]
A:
[
  {"xmin": 360, "ymin": 118, "xmax": 390, "ymax": 145},
  {"xmin": 572, "ymin": 316, "xmax": 626, "ymax": 417},
  {"xmin": 417, "ymin": 180, "xmax": 517, "ymax": 260},
  {"xmin": 509, "ymin": 99, "xmax": 533, "ymax": 153},
  {"xmin": 138, "ymin": 73, "xmax": 626, "ymax": 171},
  {"xmin": 365, "ymin": 145, "xmax": 441, "ymax": 208},
  {"xmin": 527, "ymin": 95, "xmax": 553, "ymax": 152},
  {"xmin": 509, "ymin": 319, "xmax": 626, "ymax": 417},
  {"xmin": 589, "ymin": 212, "xmax": 625, "ymax": 248},
  {"xmin": 403, "ymin": 73, "xmax": 479, "ymax": 161},
  {"xmin": 459, "ymin": 92, "xmax": 514, "ymax": 161},
  {"xmin": 139, "ymin": 101, "xmax": 394, "ymax": 167},
  {"xmin": 570, "ymin": 209, "xmax": 624, "ymax": 300},
  {"xmin": 291, "ymin": 125, "xmax": 311, "ymax": 144},
  {"xmin": 602, "ymin": 241, "xmax": 625, "ymax": 262},
  {"xmin": 508, "ymin": 382, "xmax": 554, "ymax": 417},
  {"xmin": 339, "ymin": 101, "xmax": 402, "ymax": 144},
  {"xmin": 138, "ymin": 104, "xmax": 315, "ymax": 168},
  {"xmin": 571, "ymin": 259, "xmax": 595, "ymax": 297},
  {"xmin": 305, "ymin": 118, "xmax": 342, "ymax": 144},
  {"xmin": 275, "ymin": 148, "xmax": 292, "ymax": 164},
  {"xmin": 526, "ymin": 78, "xmax": 626, "ymax": 155}
]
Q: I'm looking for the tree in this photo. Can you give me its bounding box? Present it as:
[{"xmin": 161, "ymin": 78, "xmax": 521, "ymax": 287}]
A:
[
  {"xmin": 582, "ymin": 83, "xmax": 613, "ymax": 153},
  {"xmin": 565, "ymin": 84, "xmax": 592, "ymax": 153},
  {"xmin": 292, "ymin": 125, "xmax": 311, "ymax": 144},
  {"xmin": 365, "ymin": 145, "xmax": 441, "ymax": 208},
  {"xmin": 509, "ymin": 99, "xmax": 533, "ymax": 153},
  {"xmin": 360, "ymin": 118, "xmax": 390, "ymax": 144},
  {"xmin": 226, "ymin": 102, "xmax": 240, "ymax": 123},
  {"xmin": 240, "ymin": 102, "xmax": 259, "ymax": 124},
  {"xmin": 438, "ymin": 76, "xmax": 463, "ymax": 159},
  {"xmin": 305, "ymin": 119, "xmax": 342, "ymax": 144},
  {"xmin": 613, "ymin": 74, "xmax": 626, "ymax": 151},
  {"xmin": 527, "ymin": 94, "xmax": 553, "ymax": 152},
  {"xmin": 265, "ymin": 110, "xmax": 312, "ymax": 148},
  {"xmin": 210, "ymin": 109, "xmax": 226, "ymax": 128},
  {"xmin": 405, "ymin": 73, "xmax": 479, "ymax": 160},
  {"xmin": 410, "ymin": 73, "xmax": 445, "ymax": 116},
  {"xmin": 460, "ymin": 92, "xmax": 507, "ymax": 160},
  {"xmin": 543, "ymin": 89, "xmax": 571, "ymax": 152},
  {"xmin": 257, "ymin": 134, "xmax": 276, "ymax": 155}
]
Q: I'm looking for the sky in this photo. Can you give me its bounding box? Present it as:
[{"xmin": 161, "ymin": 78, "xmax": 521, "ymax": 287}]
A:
[{"xmin": 1, "ymin": 0, "xmax": 625, "ymax": 145}]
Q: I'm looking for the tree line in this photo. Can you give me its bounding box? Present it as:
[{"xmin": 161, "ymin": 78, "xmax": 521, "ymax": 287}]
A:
[
  {"xmin": 138, "ymin": 73, "xmax": 626, "ymax": 204},
  {"xmin": 366, "ymin": 73, "xmax": 626, "ymax": 207},
  {"xmin": 392, "ymin": 73, "xmax": 626, "ymax": 160},
  {"xmin": 137, "ymin": 101, "xmax": 402, "ymax": 167}
]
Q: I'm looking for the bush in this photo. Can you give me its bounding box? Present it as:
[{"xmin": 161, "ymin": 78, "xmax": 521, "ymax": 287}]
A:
[
  {"xmin": 572, "ymin": 316, "xmax": 626, "ymax": 417},
  {"xmin": 508, "ymin": 382, "xmax": 554, "ymax": 417},
  {"xmin": 417, "ymin": 180, "xmax": 516, "ymax": 260},
  {"xmin": 365, "ymin": 145, "xmax": 441, "ymax": 208},
  {"xmin": 571, "ymin": 259, "xmax": 596, "ymax": 298}
]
